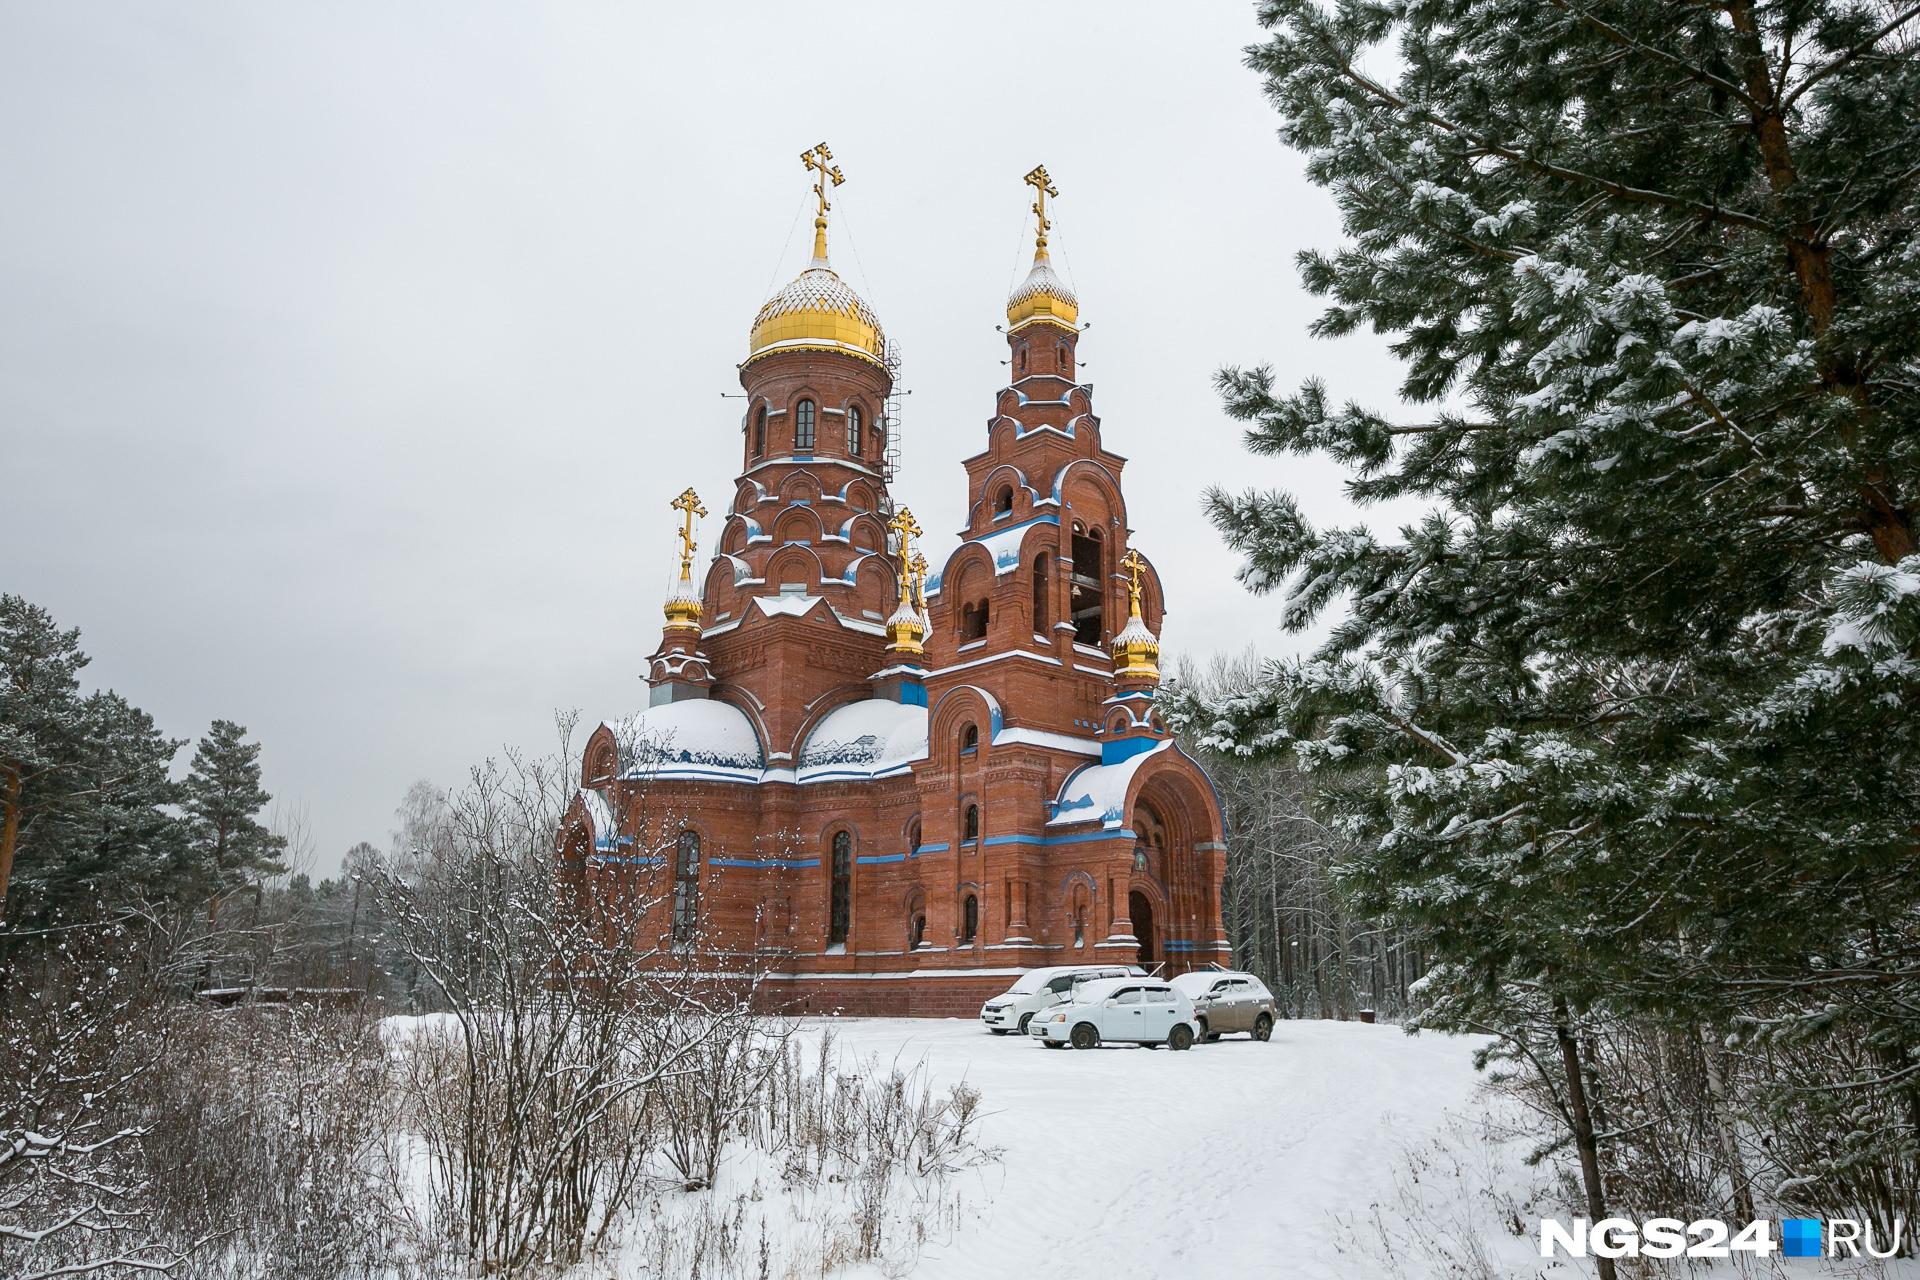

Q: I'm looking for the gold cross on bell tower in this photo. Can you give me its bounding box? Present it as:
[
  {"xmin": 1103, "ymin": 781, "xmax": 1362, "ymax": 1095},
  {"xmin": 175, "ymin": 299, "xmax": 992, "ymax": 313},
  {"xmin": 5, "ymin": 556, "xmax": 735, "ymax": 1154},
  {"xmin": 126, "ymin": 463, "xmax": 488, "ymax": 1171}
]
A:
[
  {"xmin": 888, "ymin": 506, "xmax": 923, "ymax": 605},
  {"xmin": 671, "ymin": 487, "xmax": 707, "ymax": 580},
  {"xmin": 1120, "ymin": 547, "xmax": 1147, "ymax": 614},
  {"xmin": 1024, "ymin": 164, "xmax": 1058, "ymax": 254},
  {"xmin": 801, "ymin": 142, "xmax": 844, "ymax": 262}
]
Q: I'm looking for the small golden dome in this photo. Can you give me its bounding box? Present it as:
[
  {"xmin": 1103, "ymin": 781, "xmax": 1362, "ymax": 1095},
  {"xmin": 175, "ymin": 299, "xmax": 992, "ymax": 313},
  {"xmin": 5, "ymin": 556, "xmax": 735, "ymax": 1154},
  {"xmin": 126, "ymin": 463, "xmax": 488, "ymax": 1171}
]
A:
[
  {"xmin": 664, "ymin": 570, "xmax": 702, "ymax": 631},
  {"xmin": 747, "ymin": 240, "xmax": 886, "ymax": 368},
  {"xmin": 1007, "ymin": 249, "xmax": 1079, "ymax": 332}
]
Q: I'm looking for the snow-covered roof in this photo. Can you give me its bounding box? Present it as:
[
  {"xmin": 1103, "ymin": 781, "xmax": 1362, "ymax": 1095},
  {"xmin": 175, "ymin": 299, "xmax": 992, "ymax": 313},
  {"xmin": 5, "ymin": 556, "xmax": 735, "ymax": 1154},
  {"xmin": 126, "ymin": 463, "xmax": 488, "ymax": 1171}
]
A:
[
  {"xmin": 797, "ymin": 699, "xmax": 929, "ymax": 783},
  {"xmin": 603, "ymin": 699, "xmax": 765, "ymax": 784},
  {"xmin": 1047, "ymin": 739, "xmax": 1173, "ymax": 829},
  {"xmin": 970, "ymin": 515, "xmax": 1058, "ymax": 577}
]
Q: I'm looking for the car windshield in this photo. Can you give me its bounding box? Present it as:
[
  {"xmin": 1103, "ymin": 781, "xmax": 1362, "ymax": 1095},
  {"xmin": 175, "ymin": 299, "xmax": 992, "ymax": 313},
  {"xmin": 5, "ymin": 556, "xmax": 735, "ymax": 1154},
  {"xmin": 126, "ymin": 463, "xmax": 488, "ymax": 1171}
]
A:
[
  {"xmin": 1006, "ymin": 970, "xmax": 1053, "ymax": 995},
  {"xmin": 1168, "ymin": 972, "xmax": 1218, "ymax": 998}
]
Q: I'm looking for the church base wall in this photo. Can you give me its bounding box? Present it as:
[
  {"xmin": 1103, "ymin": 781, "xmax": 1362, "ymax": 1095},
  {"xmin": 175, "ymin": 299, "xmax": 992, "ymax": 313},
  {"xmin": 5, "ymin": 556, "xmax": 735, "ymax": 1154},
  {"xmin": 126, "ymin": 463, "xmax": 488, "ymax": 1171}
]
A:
[{"xmin": 749, "ymin": 972, "xmax": 1019, "ymax": 1019}]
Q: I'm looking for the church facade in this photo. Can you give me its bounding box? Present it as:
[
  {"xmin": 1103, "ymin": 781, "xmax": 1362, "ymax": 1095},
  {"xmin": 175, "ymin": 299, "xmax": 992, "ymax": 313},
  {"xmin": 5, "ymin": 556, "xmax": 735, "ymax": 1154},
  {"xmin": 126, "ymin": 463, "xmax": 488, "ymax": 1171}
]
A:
[{"xmin": 559, "ymin": 153, "xmax": 1228, "ymax": 1016}]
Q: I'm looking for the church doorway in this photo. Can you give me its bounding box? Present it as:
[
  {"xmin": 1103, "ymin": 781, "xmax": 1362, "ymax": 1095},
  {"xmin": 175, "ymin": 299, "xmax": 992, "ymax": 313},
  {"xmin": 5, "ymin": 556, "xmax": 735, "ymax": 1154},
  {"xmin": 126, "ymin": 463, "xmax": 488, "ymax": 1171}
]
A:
[{"xmin": 1128, "ymin": 890, "xmax": 1155, "ymax": 966}]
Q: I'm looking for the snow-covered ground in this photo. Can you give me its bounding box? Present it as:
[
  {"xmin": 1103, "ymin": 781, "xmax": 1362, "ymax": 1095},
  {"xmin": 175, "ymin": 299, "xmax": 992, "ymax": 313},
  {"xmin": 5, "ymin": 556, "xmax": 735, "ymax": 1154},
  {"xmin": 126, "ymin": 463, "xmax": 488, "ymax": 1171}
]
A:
[{"xmin": 811, "ymin": 1016, "xmax": 1505, "ymax": 1280}]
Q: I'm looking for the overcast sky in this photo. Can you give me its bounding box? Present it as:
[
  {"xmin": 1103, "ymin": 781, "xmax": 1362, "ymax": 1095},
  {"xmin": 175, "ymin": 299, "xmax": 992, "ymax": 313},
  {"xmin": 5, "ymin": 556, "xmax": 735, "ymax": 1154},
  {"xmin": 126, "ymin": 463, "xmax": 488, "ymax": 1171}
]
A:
[{"xmin": 0, "ymin": 3, "xmax": 1418, "ymax": 873}]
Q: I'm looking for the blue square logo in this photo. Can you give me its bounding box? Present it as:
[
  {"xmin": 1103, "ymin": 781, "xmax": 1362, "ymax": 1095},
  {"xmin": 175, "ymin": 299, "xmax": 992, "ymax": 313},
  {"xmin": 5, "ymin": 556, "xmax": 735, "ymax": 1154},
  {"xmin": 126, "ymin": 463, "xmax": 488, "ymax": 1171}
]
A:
[{"xmin": 1782, "ymin": 1218, "xmax": 1822, "ymax": 1258}]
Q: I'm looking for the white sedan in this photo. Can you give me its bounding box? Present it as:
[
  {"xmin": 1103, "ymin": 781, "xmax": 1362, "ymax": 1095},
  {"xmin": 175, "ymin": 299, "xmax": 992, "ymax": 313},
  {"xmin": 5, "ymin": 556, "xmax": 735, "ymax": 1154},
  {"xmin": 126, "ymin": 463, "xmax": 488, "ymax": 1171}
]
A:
[{"xmin": 1027, "ymin": 977, "xmax": 1196, "ymax": 1051}]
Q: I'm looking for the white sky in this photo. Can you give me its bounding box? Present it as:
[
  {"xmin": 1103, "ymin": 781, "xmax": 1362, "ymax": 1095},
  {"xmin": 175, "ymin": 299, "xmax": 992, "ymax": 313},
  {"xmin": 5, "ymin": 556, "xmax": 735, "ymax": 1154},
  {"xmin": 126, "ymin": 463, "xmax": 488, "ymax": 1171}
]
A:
[{"xmin": 0, "ymin": 3, "xmax": 1417, "ymax": 873}]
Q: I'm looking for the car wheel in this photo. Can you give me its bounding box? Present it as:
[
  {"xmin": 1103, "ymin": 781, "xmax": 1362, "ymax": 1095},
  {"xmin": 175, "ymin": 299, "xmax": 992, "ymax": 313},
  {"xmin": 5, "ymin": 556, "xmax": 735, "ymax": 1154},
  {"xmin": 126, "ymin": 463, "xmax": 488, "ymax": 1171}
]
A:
[
  {"xmin": 990, "ymin": 1028, "xmax": 1009, "ymax": 1036},
  {"xmin": 1253, "ymin": 1013, "xmax": 1274, "ymax": 1042},
  {"xmin": 1070, "ymin": 1022, "xmax": 1099, "ymax": 1051},
  {"xmin": 1017, "ymin": 1013, "xmax": 1033, "ymax": 1035},
  {"xmin": 1169, "ymin": 1023, "xmax": 1194, "ymax": 1051}
]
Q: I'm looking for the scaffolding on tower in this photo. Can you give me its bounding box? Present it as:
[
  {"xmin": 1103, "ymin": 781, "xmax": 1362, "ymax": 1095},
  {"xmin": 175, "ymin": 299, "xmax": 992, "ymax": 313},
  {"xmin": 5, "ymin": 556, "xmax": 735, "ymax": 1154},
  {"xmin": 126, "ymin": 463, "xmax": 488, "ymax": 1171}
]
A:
[{"xmin": 880, "ymin": 340, "xmax": 903, "ymax": 502}]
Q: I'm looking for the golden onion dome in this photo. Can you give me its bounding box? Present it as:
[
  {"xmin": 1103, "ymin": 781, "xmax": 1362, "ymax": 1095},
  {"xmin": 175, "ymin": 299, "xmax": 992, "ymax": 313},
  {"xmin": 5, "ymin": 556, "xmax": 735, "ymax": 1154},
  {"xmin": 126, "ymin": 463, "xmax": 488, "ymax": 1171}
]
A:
[
  {"xmin": 747, "ymin": 227, "xmax": 886, "ymax": 368},
  {"xmin": 1007, "ymin": 249, "xmax": 1079, "ymax": 332}
]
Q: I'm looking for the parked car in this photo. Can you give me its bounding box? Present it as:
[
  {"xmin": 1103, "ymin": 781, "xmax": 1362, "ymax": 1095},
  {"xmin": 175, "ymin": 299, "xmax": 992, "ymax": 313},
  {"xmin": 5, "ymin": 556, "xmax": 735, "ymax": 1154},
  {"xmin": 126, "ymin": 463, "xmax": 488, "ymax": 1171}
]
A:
[
  {"xmin": 1169, "ymin": 970, "xmax": 1276, "ymax": 1042},
  {"xmin": 979, "ymin": 964, "xmax": 1145, "ymax": 1035},
  {"xmin": 1027, "ymin": 976, "xmax": 1196, "ymax": 1050}
]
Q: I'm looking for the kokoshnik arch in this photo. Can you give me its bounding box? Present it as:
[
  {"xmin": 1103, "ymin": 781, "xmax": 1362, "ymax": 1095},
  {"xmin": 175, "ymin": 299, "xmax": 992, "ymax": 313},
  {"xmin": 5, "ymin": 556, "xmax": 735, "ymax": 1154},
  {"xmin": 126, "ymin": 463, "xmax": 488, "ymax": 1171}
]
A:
[{"xmin": 558, "ymin": 148, "xmax": 1229, "ymax": 1015}]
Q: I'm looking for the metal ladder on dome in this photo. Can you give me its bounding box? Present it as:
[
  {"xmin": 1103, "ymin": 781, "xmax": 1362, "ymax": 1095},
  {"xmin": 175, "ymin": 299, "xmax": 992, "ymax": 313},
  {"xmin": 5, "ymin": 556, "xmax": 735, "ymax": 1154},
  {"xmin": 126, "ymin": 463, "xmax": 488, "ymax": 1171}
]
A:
[{"xmin": 878, "ymin": 339, "xmax": 904, "ymax": 517}]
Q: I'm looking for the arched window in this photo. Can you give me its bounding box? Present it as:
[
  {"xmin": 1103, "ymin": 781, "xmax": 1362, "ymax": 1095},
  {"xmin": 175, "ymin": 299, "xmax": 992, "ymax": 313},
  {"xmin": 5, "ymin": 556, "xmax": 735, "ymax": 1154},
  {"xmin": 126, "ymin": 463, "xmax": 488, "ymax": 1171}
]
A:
[
  {"xmin": 1071, "ymin": 524, "xmax": 1106, "ymax": 645},
  {"xmin": 753, "ymin": 406, "xmax": 766, "ymax": 456},
  {"xmin": 1033, "ymin": 552, "xmax": 1049, "ymax": 631},
  {"xmin": 672, "ymin": 830, "xmax": 700, "ymax": 942},
  {"xmin": 961, "ymin": 723, "xmax": 978, "ymax": 752},
  {"xmin": 908, "ymin": 818, "xmax": 921, "ymax": 853},
  {"xmin": 1016, "ymin": 347, "xmax": 1028, "ymax": 377},
  {"xmin": 962, "ymin": 894, "xmax": 979, "ymax": 943},
  {"xmin": 962, "ymin": 598, "xmax": 989, "ymax": 641},
  {"xmin": 829, "ymin": 830, "xmax": 852, "ymax": 945},
  {"xmin": 795, "ymin": 399, "xmax": 816, "ymax": 451},
  {"xmin": 994, "ymin": 486, "xmax": 1013, "ymax": 516},
  {"xmin": 910, "ymin": 913, "xmax": 926, "ymax": 949},
  {"xmin": 964, "ymin": 804, "xmax": 979, "ymax": 842},
  {"xmin": 1056, "ymin": 342, "xmax": 1069, "ymax": 374},
  {"xmin": 847, "ymin": 405, "xmax": 863, "ymax": 456}
]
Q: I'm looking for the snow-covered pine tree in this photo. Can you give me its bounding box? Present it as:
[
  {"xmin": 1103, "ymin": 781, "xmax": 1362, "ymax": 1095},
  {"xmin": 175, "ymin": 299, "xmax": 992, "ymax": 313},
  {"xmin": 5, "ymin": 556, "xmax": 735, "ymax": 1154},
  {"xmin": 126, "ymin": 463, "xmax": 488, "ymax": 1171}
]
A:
[
  {"xmin": 183, "ymin": 720, "xmax": 286, "ymax": 922},
  {"xmin": 0, "ymin": 596, "xmax": 186, "ymax": 919},
  {"xmin": 1164, "ymin": 0, "xmax": 1920, "ymax": 1233}
]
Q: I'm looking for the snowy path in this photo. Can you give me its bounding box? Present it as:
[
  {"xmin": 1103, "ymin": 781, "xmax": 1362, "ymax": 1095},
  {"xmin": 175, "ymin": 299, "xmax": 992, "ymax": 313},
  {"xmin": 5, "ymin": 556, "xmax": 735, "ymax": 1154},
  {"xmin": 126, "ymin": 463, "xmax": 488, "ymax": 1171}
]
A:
[{"xmin": 816, "ymin": 1017, "xmax": 1492, "ymax": 1280}]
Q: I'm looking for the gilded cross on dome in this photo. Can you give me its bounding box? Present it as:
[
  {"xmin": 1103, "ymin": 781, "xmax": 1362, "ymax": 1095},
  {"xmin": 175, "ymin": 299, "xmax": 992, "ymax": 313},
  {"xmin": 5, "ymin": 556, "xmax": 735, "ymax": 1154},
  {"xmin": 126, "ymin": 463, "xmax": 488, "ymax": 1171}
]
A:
[
  {"xmin": 1120, "ymin": 547, "xmax": 1147, "ymax": 612},
  {"xmin": 1024, "ymin": 164, "xmax": 1058, "ymax": 253},
  {"xmin": 801, "ymin": 142, "xmax": 844, "ymax": 219},
  {"xmin": 671, "ymin": 487, "xmax": 707, "ymax": 578},
  {"xmin": 910, "ymin": 550, "xmax": 930, "ymax": 611},
  {"xmin": 888, "ymin": 507, "xmax": 923, "ymax": 604}
]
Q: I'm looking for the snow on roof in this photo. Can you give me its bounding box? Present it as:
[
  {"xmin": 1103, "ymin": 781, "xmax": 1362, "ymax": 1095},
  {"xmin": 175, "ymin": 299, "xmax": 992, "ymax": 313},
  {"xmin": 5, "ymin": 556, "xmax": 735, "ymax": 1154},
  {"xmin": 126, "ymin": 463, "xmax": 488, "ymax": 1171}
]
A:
[
  {"xmin": 798, "ymin": 699, "xmax": 929, "ymax": 783},
  {"xmin": 604, "ymin": 698, "xmax": 765, "ymax": 783},
  {"xmin": 1047, "ymin": 739, "xmax": 1173, "ymax": 828},
  {"xmin": 969, "ymin": 515, "xmax": 1058, "ymax": 577},
  {"xmin": 578, "ymin": 787, "xmax": 616, "ymax": 849},
  {"xmin": 753, "ymin": 594, "xmax": 824, "ymax": 619}
]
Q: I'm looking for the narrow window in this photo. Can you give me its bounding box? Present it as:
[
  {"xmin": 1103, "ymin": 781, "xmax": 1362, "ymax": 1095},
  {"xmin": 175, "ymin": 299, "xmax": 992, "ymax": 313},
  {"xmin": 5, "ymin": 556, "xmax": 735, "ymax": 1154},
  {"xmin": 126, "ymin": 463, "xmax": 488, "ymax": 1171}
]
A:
[
  {"xmin": 962, "ymin": 599, "xmax": 989, "ymax": 641},
  {"xmin": 964, "ymin": 804, "xmax": 979, "ymax": 842},
  {"xmin": 754, "ymin": 407, "xmax": 766, "ymax": 456},
  {"xmin": 1072, "ymin": 525, "xmax": 1105, "ymax": 644},
  {"xmin": 848, "ymin": 405, "xmax": 863, "ymax": 456},
  {"xmin": 1032, "ymin": 553, "xmax": 1049, "ymax": 632},
  {"xmin": 910, "ymin": 913, "xmax": 926, "ymax": 949},
  {"xmin": 1056, "ymin": 342, "xmax": 1069, "ymax": 374},
  {"xmin": 795, "ymin": 399, "xmax": 816, "ymax": 451},
  {"xmin": 829, "ymin": 830, "xmax": 852, "ymax": 944},
  {"xmin": 994, "ymin": 486, "xmax": 1013, "ymax": 516},
  {"xmin": 961, "ymin": 723, "xmax": 978, "ymax": 751},
  {"xmin": 1016, "ymin": 347, "xmax": 1027, "ymax": 377},
  {"xmin": 672, "ymin": 830, "xmax": 700, "ymax": 942},
  {"xmin": 908, "ymin": 819, "xmax": 921, "ymax": 853},
  {"xmin": 962, "ymin": 894, "xmax": 978, "ymax": 943}
]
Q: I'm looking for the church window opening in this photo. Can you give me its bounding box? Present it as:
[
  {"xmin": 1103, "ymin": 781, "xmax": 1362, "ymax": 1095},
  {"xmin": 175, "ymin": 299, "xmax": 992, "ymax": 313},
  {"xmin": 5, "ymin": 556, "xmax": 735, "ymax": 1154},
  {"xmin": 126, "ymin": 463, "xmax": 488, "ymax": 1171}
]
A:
[
  {"xmin": 994, "ymin": 486, "xmax": 1014, "ymax": 517},
  {"xmin": 672, "ymin": 830, "xmax": 701, "ymax": 943},
  {"xmin": 961, "ymin": 598, "xmax": 989, "ymax": 642},
  {"xmin": 847, "ymin": 405, "xmax": 863, "ymax": 457},
  {"xmin": 908, "ymin": 818, "xmax": 921, "ymax": 853},
  {"xmin": 754, "ymin": 407, "xmax": 766, "ymax": 456},
  {"xmin": 1032, "ymin": 553, "xmax": 1050, "ymax": 631},
  {"xmin": 828, "ymin": 830, "xmax": 851, "ymax": 945},
  {"xmin": 910, "ymin": 913, "xmax": 926, "ymax": 949},
  {"xmin": 961, "ymin": 723, "xmax": 978, "ymax": 752},
  {"xmin": 1016, "ymin": 347, "xmax": 1027, "ymax": 377},
  {"xmin": 795, "ymin": 399, "xmax": 816, "ymax": 451},
  {"xmin": 1056, "ymin": 342, "xmax": 1069, "ymax": 374},
  {"xmin": 962, "ymin": 894, "xmax": 979, "ymax": 943},
  {"xmin": 1071, "ymin": 525, "xmax": 1106, "ymax": 644},
  {"xmin": 963, "ymin": 804, "xmax": 979, "ymax": 842}
]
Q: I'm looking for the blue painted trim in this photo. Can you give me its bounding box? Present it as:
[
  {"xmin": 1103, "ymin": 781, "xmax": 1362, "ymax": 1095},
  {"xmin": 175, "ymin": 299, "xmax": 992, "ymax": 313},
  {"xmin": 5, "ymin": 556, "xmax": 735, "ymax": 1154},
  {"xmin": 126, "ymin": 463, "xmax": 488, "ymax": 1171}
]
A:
[
  {"xmin": 916, "ymin": 842, "xmax": 950, "ymax": 853},
  {"xmin": 1102, "ymin": 735, "xmax": 1161, "ymax": 766},
  {"xmin": 856, "ymin": 854, "xmax": 906, "ymax": 864},
  {"xmin": 900, "ymin": 681, "xmax": 928, "ymax": 707},
  {"xmin": 709, "ymin": 857, "xmax": 821, "ymax": 869},
  {"xmin": 1164, "ymin": 941, "xmax": 1197, "ymax": 952},
  {"xmin": 588, "ymin": 856, "xmax": 665, "ymax": 867},
  {"xmin": 982, "ymin": 829, "xmax": 1138, "ymax": 848},
  {"xmin": 962, "ymin": 513, "xmax": 1058, "ymax": 545}
]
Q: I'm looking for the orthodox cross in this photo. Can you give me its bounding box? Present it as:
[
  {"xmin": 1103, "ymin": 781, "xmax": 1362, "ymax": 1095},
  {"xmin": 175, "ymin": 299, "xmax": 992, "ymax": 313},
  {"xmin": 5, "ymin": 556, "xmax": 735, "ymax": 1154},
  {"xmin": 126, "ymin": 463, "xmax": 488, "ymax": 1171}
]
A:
[
  {"xmin": 671, "ymin": 487, "xmax": 707, "ymax": 577},
  {"xmin": 801, "ymin": 142, "xmax": 844, "ymax": 219},
  {"xmin": 1024, "ymin": 164, "xmax": 1058, "ymax": 252},
  {"xmin": 910, "ymin": 550, "xmax": 930, "ymax": 611},
  {"xmin": 1120, "ymin": 547, "xmax": 1146, "ymax": 609},
  {"xmin": 888, "ymin": 507, "xmax": 923, "ymax": 603}
]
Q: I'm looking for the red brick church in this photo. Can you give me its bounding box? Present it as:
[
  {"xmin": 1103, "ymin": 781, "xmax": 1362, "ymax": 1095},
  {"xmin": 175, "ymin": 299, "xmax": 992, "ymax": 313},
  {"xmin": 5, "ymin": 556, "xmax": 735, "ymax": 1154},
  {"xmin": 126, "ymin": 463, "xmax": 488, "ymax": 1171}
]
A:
[{"xmin": 560, "ymin": 150, "xmax": 1228, "ymax": 1015}]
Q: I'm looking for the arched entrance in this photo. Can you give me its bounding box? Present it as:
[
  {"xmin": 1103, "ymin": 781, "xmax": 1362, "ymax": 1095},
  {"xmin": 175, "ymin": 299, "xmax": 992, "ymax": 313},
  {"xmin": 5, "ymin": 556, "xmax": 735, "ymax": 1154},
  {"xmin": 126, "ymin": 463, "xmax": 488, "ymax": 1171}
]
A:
[{"xmin": 1129, "ymin": 890, "xmax": 1155, "ymax": 966}]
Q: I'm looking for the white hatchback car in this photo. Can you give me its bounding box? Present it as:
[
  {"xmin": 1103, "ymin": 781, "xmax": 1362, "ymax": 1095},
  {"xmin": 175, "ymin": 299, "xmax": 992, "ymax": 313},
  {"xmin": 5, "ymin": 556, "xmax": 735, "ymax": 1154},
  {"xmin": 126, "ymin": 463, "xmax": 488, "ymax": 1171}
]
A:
[
  {"xmin": 1170, "ymin": 970, "xmax": 1278, "ymax": 1042},
  {"xmin": 1027, "ymin": 976, "xmax": 1196, "ymax": 1050},
  {"xmin": 979, "ymin": 964, "xmax": 1145, "ymax": 1036}
]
